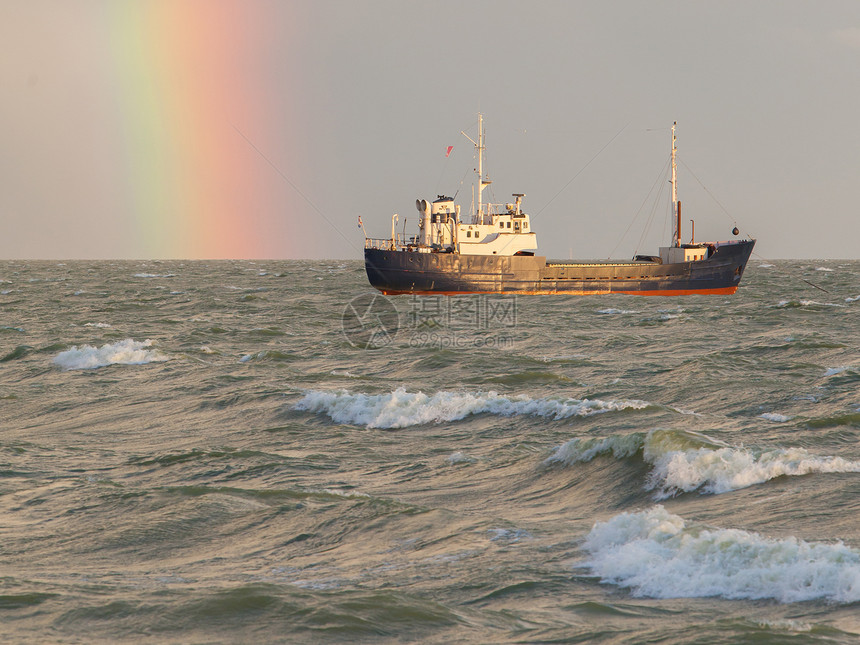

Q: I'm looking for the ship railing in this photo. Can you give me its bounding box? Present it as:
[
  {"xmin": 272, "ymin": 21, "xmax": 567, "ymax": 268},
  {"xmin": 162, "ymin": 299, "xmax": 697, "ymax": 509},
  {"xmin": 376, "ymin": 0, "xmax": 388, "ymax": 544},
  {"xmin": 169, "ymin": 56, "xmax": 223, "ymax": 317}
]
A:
[
  {"xmin": 365, "ymin": 238, "xmax": 394, "ymax": 250},
  {"xmin": 475, "ymin": 203, "xmax": 527, "ymax": 221},
  {"xmin": 365, "ymin": 237, "xmax": 416, "ymax": 251}
]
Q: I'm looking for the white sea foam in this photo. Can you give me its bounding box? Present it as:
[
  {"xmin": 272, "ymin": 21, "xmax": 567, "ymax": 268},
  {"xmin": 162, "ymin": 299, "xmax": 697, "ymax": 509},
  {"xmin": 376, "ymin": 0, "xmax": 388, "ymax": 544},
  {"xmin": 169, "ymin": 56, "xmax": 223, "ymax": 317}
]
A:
[
  {"xmin": 824, "ymin": 366, "xmax": 851, "ymax": 377},
  {"xmin": 581, "ymin": 506, "xmax": 860, "ymax": 603},
  {"xmin": 815, "ymin": 266, "xmax": 834, "ymax": 272},
  {"xmin": 83, "ymin": 322, "xmax": 112, "ymax": 328},
  {"xmin": 597, "ymin": 308, "xmax": 639, "ymax": 315},
  {"xmin": 758, "ymin": 263, "xmax": 774, "ymax": 268},
  {"xmin": 545, "ymin": 429, "xmax": 860, "ymax": 499},
  {"xmin": 447, "ymin": 451, "xmax": 477, "ymax": 465},
  {"xmin": 846, "ymin": 295, "xmax": 860, "ymax": 302},
  {"xmin": 759, "ymin": 412, "xmax": 792, "ymax": 422},
  {"xmin": 134, "ymin": 272, "xmax": 175, "ymax": 278},
  {"xmin": 53, "ymin": 339, "xmax": 169, "ymax": 371},
  {"xmin": 488, "ymin": 528, "xmax": 531, "ymax": 543},
  {"xmin": 293, "ymin": 387, "xmax": 651, "ymax": 429},
  {"xmin": 777, "ymin": 299, "xmax": 844, "ymax": 308}
]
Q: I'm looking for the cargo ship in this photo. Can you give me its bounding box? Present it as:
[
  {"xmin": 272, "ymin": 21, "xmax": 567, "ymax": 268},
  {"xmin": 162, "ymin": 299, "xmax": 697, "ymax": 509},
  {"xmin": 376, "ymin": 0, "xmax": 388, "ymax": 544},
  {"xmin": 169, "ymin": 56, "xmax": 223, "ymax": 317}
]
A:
[{"xmin": 363, "ymin": 115, "xmax": 755, "ymax": 296}]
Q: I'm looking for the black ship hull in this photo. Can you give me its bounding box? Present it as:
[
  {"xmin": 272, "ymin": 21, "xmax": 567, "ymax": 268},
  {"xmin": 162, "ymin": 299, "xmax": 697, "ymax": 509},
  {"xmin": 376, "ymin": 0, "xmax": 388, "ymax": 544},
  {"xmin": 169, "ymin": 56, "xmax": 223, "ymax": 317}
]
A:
[{"xmin": 365, "ymin": 239, "xmax": 755, "ymax": 296}]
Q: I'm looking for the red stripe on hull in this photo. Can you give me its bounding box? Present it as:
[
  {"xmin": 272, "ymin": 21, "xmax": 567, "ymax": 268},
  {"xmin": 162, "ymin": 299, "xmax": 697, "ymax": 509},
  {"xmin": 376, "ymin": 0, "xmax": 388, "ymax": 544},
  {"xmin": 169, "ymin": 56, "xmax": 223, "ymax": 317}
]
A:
[{"xmin": 378, "ymin": 286, "xmax": 739, "ymax": 296}]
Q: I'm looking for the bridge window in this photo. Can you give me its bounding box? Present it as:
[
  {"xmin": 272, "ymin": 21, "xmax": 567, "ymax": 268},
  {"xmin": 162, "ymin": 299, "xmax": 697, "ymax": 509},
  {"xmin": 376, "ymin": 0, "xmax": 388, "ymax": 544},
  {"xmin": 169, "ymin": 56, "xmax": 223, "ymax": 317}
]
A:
[{"xmin": 466, "ymin": 230, "xmax": 472, "ymax": 238}]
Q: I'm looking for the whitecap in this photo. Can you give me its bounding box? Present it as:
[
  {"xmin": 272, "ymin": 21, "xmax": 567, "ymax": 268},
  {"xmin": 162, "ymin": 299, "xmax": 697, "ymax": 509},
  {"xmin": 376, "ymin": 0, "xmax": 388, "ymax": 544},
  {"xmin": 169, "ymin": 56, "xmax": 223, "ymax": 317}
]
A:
[
  {"xmin": 581, "ymin": 506, "xmax": 860, "ymax": 603},
  {"xmin": 53, "ymin": 339, "xmax": 169, "ymax": 371},
  {"xmin": 447, "ymin": 451, "xmax": 476, "ymax": 465},
  {"xmin": 776, "ymin": 299, "xmax": 844, "ymax": 308},
  {"xmin": 815, "ymin": 267, "xmax": 834, "ymax": 272},
  {"xmin": 758, "ymin": 263, "xmax": 774, "ymax": 268},
  {"xmin": 846, "ymin": 295, "xmax": 860, "ymax": 303},
  {"xmin": 824, "ymin": 366, "xmax": 851, "ymax": 377},
  {"xmin": 545, "ymin": 429, "xmax": 860, "ymax": 499},
  {"xmin": 293, "ymin": 387, "xmax": 651, "ymax": 429},
  {"xmin": 134, "ymin": 272, "xmax": 175, "ymax": 278},
  {"xmin": 83, "ymin": 322, "xmax": 112, "ymax": 328},
  {"xmin": 488, "ymin": 528, "xmax": 530, "ymax": 543},
  {"xmin": 597, "ymin": 308, "xmax": 639, "ymax": 315},
  {"xmin": 759, "ymin": 412, "xmax": 792, "ymax": 422}
]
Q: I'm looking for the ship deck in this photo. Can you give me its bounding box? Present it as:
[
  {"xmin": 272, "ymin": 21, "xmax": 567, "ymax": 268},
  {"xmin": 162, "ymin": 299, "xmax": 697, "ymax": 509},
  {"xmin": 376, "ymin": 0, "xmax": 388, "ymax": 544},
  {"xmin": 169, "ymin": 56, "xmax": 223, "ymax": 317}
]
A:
[{"xmin": 546, "ymin": 260, "xmax": 654, "ymax": 268}]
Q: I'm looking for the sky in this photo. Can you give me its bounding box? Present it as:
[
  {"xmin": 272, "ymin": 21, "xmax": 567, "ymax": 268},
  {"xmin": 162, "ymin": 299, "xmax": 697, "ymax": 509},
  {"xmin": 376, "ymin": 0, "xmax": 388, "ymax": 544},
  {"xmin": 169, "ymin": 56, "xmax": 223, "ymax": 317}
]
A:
[{"xmin": 2, "ymin": 0, "xmax": 859, "ymax": 260}]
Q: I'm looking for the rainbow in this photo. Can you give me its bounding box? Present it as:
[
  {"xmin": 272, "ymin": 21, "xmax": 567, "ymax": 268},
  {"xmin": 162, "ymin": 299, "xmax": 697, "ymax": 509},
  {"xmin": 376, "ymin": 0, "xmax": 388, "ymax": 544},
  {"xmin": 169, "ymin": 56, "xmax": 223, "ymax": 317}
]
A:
[{"xmin": 107, "ymin": 2, "xmax": 298, "ymax": 258}]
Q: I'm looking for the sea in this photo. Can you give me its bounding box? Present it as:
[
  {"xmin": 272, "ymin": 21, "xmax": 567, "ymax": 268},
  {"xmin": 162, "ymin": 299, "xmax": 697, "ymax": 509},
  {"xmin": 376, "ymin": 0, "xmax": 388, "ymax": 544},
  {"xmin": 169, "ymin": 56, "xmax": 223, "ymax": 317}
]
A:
[{"xmin": 1, "ymin": 259, "xmax": 859, "ymax": 644}]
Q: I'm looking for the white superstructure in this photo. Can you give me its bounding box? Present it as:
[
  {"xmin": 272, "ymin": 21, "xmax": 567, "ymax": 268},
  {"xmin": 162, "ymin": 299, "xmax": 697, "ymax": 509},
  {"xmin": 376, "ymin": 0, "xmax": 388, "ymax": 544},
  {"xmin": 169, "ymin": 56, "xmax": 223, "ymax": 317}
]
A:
[{"xmin": 411, "ymin": 114, "xmax": 538, "ymax": 257}]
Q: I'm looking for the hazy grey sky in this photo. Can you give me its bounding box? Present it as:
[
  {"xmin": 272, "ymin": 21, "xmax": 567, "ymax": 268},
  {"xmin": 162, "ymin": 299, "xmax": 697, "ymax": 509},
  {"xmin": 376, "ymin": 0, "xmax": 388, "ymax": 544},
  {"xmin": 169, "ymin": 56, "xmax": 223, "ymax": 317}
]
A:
[{"xmin": 2, "ymin": 0, "xmax": 859, "ymax": 259}]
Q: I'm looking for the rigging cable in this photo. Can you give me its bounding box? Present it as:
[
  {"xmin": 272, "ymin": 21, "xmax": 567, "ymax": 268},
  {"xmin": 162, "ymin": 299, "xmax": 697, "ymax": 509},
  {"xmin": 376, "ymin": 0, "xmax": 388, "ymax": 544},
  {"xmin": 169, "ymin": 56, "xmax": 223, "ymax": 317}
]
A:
[
  {"xmin": 679, "ymin": 159, "xmax": 740, "ymax": 230},
  {"xmin": 534, "ymin": 123, "xmax": 629, "ymax": 218},
  {"xmin": 608, "ymin": 155, "xmax": 671, "ymax": 258},
  {"xmin": 679, "ymin": 159, "xmax": 830, "ymax": 294}
]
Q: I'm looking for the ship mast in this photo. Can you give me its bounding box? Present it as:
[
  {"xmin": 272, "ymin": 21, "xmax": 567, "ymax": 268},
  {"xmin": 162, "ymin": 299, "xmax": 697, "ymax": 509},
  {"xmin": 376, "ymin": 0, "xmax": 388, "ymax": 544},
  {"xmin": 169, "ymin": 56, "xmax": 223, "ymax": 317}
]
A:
[
  {"xmin": 477, "ymin": 113, "xmax": 484, "ymax": 222},
  {"xmin": 671, "ymin": 122, "xmax": 681, "ymax": 248},
  {"xmin": 461, "ymin": 113, "xmax": 490, "ymax": 224}
]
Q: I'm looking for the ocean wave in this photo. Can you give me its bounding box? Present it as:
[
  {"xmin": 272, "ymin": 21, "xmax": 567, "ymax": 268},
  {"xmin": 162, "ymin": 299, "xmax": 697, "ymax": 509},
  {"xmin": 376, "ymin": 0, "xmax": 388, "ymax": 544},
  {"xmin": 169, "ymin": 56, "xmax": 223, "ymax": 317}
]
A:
[
  {"xmin": 53, "ymin": 339, "xmax": 169, "ymax": 371},
  {"xmin": 239, "ymin": 350, "xmax": 296, "ymax": 363},
  {"xmin": 597, "ymin": 308, "xmax": 640, "ymax": 315},
  {"xmin": 293, "ymin": 387, "xmax": 652, "ymax": 429},
  {"xmin": 581, "ymin": 506, "xmax": 860, "ymax": 603},
  {"xmin": 134, "ymin": 272, "xmax": 175, "ymax": 278},
  {"xmin": 447, "ymin": 451, "xmax": 477, "ymax": 465},
  {"xmin": 824, "ymin": 366, "xmax": 853, "ymax": 377},
  {"xmin": 776, "ymin": 299, "xmax": 845, "ymax": 308},
  {"xmin": 759, "ymin": 412, "xmax": 792, "ymax": 422},
  {"xmin": 846, "ymin": 295, "xmax": 860, "ymax": 303},
  {"xmin": 806, "ymin": 411, "xmax": 860, "ymax": 429},
  {"xmin": 545, "ymin": 429, "xmax": 860, "ymax": 499},
  {"xmin": 1, "ymin": 345, "xmax": 32, "ymax": 362}
]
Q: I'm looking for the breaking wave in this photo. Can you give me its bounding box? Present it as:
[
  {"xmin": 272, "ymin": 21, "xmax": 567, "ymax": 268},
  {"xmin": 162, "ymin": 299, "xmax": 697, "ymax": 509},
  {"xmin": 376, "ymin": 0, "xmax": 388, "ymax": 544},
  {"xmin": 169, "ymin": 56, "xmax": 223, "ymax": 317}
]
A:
[
  {"xmin": 545, "ymin": 429, "xmax": 860, "ymax": 499},
  {"xmin": 293, "ymin": 387, "xmax": 652, "ymax": 429},
  {"xmin": 53, "ymin": 339, "xmax": 169, "ymax": 371},
  {"xmin": 581, "ymin": 506, "xmax": 860, "ymax": 603}
]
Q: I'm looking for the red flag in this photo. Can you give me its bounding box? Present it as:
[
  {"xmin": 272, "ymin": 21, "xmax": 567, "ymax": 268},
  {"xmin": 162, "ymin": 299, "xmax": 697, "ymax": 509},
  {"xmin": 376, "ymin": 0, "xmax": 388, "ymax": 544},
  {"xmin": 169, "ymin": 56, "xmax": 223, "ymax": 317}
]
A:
[{"xmin": 445, "ymin": 146, "xmax": 453, "ymax": 158}]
